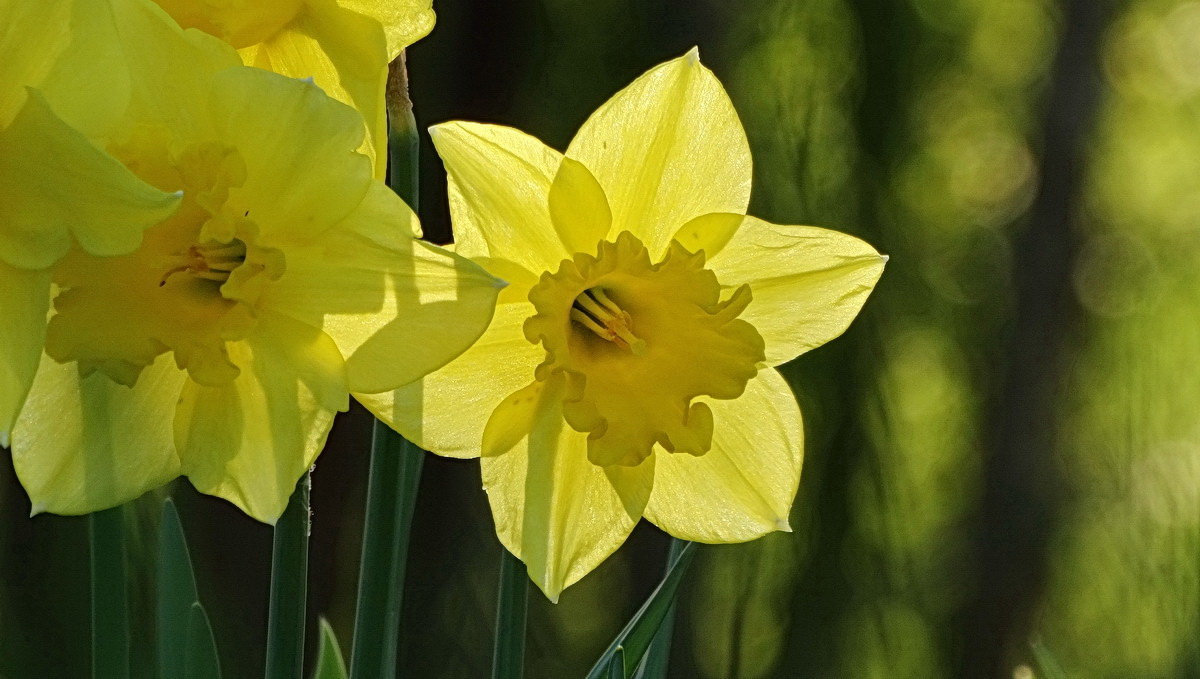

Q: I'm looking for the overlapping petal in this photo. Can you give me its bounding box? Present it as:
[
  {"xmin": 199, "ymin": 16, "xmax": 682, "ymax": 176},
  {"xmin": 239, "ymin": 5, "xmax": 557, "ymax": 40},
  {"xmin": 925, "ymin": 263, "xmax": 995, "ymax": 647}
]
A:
[
  {"xmin": 175, "ymin": 311, "xmax": 347, "ymax": 523},
  {"xmin": 0, "ymin": 264, "xmax": 50, "ymax": 443},
  {"xmin": 644, "ymin": 367, "xmax": 802, "ymax": 542},
  {"xmin": 705, "ymin": 215, "xmax": 886, "ymax": 366},
  {"xmin": 565, "ymin": 49, "xmax": 752, "ymax": 258},
  {"xmin": 0, "ymin": 0, "xmax": 71, "ymax": 126},
  {"xmin": 260, "ymin": 182, "xmax": 503, "ymax": 394},
  {"xmin": 430, "ymin": 121, "xmax": 566, "ymax": 271},
  {"xmin": 237, "ymin": 0, "xmax": 390, "ymax": 177},
  {"xmin": 337, "ymin": 0, "xmax": 435, "ymax": 59},
  {"xmin": 0, "ymin": 90, "xmax": 181, "ymax": 270},
  {"xmin": 11, "ymin": 352, "xmax": 186, "ymax": 515},
  {"xmin": 480, "ymin": 374, "xmax": 654, "ymax": 601},
  {"xmin": 358, "ymin": 300, "xmax": 544, "ymax": 458}
]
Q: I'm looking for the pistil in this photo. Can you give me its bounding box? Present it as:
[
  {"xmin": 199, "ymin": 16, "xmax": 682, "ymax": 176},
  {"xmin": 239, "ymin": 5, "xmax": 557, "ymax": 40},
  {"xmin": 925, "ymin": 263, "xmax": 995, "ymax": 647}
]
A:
[{"xmin": 570, "ymin": 287, "xmax": 646, "ymax": 354}]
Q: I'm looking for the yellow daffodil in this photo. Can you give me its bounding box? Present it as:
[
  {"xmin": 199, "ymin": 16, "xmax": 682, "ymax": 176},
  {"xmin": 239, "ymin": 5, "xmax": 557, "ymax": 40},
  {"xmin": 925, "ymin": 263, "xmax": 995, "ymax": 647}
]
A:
[
  {"xmin": 151, "ymin": 0, "xmax": 435, "ymax": 178},
  {"xmin": 362, "ymin": 50, "xmax": 887, "ymax": 600},
  {"xmin": 9, "ymin": 0, "xmax": 500, "ymax": 523},
  {"xmin": 0, "ymin": 0, "xmax": 182, "ymax": 445}
]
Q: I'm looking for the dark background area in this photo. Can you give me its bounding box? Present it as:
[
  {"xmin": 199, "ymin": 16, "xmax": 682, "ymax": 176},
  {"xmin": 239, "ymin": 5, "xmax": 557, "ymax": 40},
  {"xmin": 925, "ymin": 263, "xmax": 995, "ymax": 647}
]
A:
[{"xmin": 5, "ymin": 0, "xmax": 1200, "ymax": 676}]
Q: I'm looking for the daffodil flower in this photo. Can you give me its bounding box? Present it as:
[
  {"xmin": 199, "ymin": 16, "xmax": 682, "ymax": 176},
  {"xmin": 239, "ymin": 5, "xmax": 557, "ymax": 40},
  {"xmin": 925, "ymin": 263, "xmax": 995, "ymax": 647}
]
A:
[
  {"xmin": 151, "ymin": 0, "xmax": 435, "ymax": 178},
  {"xmin": 10, "ymin": 0, "xmax": 500, "ymax": 523},
  {"xmin": 0, "ymin": 0, "xmax": 182, "ymax": 445},
  {"xmin": 363, "ymin": 50, "xmax": 886, "ymax": 600}
]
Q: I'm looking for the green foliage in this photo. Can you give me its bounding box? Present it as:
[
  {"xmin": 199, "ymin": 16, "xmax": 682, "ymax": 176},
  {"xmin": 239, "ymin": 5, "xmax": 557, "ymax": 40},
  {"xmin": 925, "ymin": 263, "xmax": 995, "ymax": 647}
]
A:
[
  {"xmin": 314, "ymin": 619, "xmax": 349, "ymax": 679},
  {"xmin": 584, "ymin": 542, "xmax": 696, "ymax": 679},
  {"xmin": 157, "ymin": 500, "xmax": 221, "ymax": 679}
]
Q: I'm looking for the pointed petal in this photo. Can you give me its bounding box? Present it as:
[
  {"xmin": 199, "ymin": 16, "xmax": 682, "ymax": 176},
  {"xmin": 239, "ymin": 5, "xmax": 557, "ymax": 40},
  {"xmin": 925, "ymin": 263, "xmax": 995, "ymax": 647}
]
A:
[
  {"xmin": 548, "ymin": 156, "xmax": 612, "ymax": 255},
  {"xmin": 0, "ymin": 264, "xmax": 50, "ymax": 440},
  {"xmin": 37, "ymin": 0, "xmax": 132, "ymax": 138},
  {"xmin": 671, "ymin": 212, "xmax": 743, "ymax": 258},
  {"xmin": 566, "ymin": 49, "xmax": 752, "ymax": 257},
  {"xmin": 239, "ymin": 2, "xmax": 389, "ymax": 178},
  {"xmin": 644, "ymin": 367, "xmax": 801, "ymax": 542},
  {"xmin": 258, "ymin": 182, "xmax": 502, "ymax": 394},
  {"xmin": 0, "ymin": 90, "xmax": 181, "ymax": 270},
  {"xmin": 210, "ymin": 67, "xmax": 372, "ymax": 244},
  {"xmin": 335, "ymin": 0, "xmax": 435, "ymax": 59},
  {"xmin": 430, "ymin": 121, "xmax": 567, "ymax": 271},
  {"xmin": 175, "ymin": 311, "xmax": 347, "ymax": 523},
  {"xmin": 706, "ymin": 215, "xmax": 886, "ymax": 366},
  {"xmin": 481, "ymin": 375, "xmax": 653, "ymax": 600},
  {"xmin": 357, "ymin": 300, "xmax": 543, "ymax": 459},
  {"xmin": 11, "ymin": 353, "xmax": 186, "ymax": 516}
]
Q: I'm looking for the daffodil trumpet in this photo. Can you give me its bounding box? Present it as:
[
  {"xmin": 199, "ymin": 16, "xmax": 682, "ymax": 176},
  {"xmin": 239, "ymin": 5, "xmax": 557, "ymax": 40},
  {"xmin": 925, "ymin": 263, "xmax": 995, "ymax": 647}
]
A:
[{"xmin": 364, "ymin": 49, "xmax": 887, "ymax": 600}]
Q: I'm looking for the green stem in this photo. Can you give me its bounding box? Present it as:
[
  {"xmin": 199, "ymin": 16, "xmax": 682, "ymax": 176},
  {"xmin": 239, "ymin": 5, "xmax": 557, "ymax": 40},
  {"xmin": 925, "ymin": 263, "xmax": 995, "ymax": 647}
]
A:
[
  {"xmin": 491, "ymin": 549, "xmax": 529, "ymax": 679},
  {"xmin": 348, "ymin": 423, "xmax": 425, "ymax": 679},
  {"xmin": 265, "ymin": 472, "xmax": 311, "ymax": 679},
  {"xmin": 347, "ymin": 51, "xmax": 425, "ymax": 679},
  {"xmin": 90, "ymin": 506, "xmax": 129, "ymax": 679},
  {"xmin": 633, "ymin": 538, "xmax": 688, "ymax": 678}
]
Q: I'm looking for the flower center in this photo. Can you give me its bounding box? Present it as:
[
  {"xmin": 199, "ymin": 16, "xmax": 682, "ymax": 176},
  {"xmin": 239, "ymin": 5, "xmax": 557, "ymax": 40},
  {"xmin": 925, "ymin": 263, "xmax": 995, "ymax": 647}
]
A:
[
  {"xmin": 160, "ymin": 239, "xmax": 247, "ymax": 286},
  {"xmin": 523, "ymin": 231, "xmax": 765, "ymax": 467},
  {"xmin": 44, "ymin": 140, "xmax": 281, "ymax": 387},
  {"xmin": 570, "ymin": 287, "xmax": 646, "ymax": 355}
]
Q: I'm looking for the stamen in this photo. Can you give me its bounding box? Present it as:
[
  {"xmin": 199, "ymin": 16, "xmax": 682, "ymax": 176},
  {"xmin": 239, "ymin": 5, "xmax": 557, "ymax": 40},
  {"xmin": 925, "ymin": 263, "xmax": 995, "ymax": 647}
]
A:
[
  {"xmin": 571, "ymin": 287, "xmax": 646, "ymax": 355},
  {"xmin": 159, "ymin": 239, "xmax": 247, "ymax": 287}
]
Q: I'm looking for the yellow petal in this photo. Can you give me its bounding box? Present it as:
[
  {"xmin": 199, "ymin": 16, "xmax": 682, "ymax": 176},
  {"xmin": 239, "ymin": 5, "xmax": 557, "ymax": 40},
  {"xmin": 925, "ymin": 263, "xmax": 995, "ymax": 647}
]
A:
[
  {"xmin": 238, "ymin": 1, "xmax": 389, "ymax": 178},
  {"xmin": 108, "ymin": 0, "xmax": 239, "ymax": 139},
  {"xmin": 335, "ymin": 0, "xmax": 435, "ymax": 59},
  {"xmin": 0, "ymin": 0, "xmax": 70, "ymax": 126},
  {"xmin": 11, "ymin": 352, "xmax": 186, "ymax": 516},
  {"xmin": 260, "ymin": 182, "xmax": 503, "ymax": 394},
  {"xmin": 429, "ymin": 121, "xmax": 567, "ymax": 271},
  {"xmin": 706, "ymin": 215, "xmax": 886, "ymax": 366},
  {"xmin": 175, "ymin": 311, "xmax": 348, "ymax": 523},
  {"xmin": 0, "ymin": 263, "xmax": 50, "ymax": 441},
  {"xmin": 153, "ymin": 0, "xmax": 302, "ymax": 48},
  {"xmin": 36, "ymin": 0, "xmax": 132, "ymax": 138},
  {"xmin": 670, "ymin": 211, "xmax": 743, "ymax": 258},
  {"xmin": 0, "ymin": 90, "xmax": 181, "ymax": 270},
  {"xmin": 644, "ymin": 367, "xmax": 801, "ymax": 542},
  {"xmin": 210, "ymin": 66, "xmax": 373, "ymax": 245},
  {"xmin": 565, "ymin": 49, "xmax": 752, "ymax": 257},
  {"xmin": 358, "ymin": 300, "xmax": 543, "ymax": 459},
  {"xmin": 480, "ymin": 374, "xmax": 653, "ymax": 601},
  {"xmin": 548, "ymin": 156, "xmax": 612, "ymax": 255}
]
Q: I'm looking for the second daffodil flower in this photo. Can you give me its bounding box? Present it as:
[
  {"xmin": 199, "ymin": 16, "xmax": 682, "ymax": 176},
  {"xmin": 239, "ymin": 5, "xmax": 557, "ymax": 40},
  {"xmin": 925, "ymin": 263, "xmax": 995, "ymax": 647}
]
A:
[
  {"xmin": 363, "ymin": 50, "xmax": 887, "ymax": 600},
  {"xmin": 9, "ymin": 0, "xmax": 500, "ymax": 523},
  {"xmin": 151, "ymin": 0, "xmax": 435, "ymax": 178}
]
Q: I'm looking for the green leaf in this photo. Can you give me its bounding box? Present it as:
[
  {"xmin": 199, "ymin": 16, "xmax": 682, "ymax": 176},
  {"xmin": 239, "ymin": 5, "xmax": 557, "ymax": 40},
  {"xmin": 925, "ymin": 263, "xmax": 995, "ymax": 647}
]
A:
[
  {"xmin": 314, "ymin": 618, "xmax": 349, "ymax": 679},
  {"xmin": 182, "ymin": 602, "xmax": 221, "ymax": 679},
  {"xmin": 632, "ymin": 538, "xmax": 688, "ymax": 679},
  {"xmin": 584, "ymin": 542, "xmax": 697, "ymax": 679},
  {"xmin": 158, "ymin": 499, "xmax": 201, "ymax": 677},
  {"xmin": 265, "ymin": 473, "xmax": 312, "ymax": 679}
]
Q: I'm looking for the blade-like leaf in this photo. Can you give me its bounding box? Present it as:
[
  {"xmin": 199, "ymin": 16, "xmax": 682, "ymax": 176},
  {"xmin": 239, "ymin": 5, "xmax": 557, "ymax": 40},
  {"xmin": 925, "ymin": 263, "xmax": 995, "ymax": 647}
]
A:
[
  {"xmin": 314, "ymin": 618, "xmax": 349, "ymax": 679},
  {"xmin": 585, "ymin": 542, "xmax": 697, "ymax": 679},
  {"xmin": 91, "ymin": 506, "xmax": 130, "ymax": 679},
  {"xmin": 608, "ymin": 648, "xmax": 626, "ymax": 679},
  {"xmin": 182, "ymin": 602, "xmax": 221, "ymax": 679},
  {"xmin": 158, "ymin": 499, "xmax": 201, "ymax": 677}
]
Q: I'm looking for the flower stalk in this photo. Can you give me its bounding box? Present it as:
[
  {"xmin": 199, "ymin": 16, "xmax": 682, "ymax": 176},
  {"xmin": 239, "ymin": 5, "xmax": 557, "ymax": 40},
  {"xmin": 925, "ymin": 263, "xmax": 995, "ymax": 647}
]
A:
[
  {"xmin": 265, "ymin": 472, "xmax": 311, "ymax": 679},
  {"xmin": 349, "ymin": 52, "xmax": 426, "ymax": 679},
  {"xmin": 90, "ymin": 505, "xmax": 130, "ymax": 679},
  {"xmin": 492, "ymin": 549, "xmax": 530, "ymax": 679}
]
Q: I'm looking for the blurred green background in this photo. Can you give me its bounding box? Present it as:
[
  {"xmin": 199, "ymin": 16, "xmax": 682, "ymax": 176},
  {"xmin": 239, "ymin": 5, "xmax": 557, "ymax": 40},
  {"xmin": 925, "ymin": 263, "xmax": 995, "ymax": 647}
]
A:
[{"xmin": 3, "ymin": 0, "xmax": 1199, "ymax": 676}]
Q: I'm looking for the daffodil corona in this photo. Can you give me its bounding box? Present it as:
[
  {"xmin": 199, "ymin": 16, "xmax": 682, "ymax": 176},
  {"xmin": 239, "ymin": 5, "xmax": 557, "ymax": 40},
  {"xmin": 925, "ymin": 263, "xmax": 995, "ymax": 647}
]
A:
[
  {"xmin": 363, "ymin": 50, "xmax": 887, "ymax": 599},
  {"xmin": 9, "ymin": 0, "xmax": 500, "ymax": 523},
  {"xmin": 151, "ymin": 0, "xmax": 435, "ymax": 177}
]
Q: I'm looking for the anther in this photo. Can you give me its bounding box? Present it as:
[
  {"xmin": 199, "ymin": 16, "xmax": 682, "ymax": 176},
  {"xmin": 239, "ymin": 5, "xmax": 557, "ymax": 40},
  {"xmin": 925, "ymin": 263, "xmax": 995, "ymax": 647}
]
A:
[{"xmin": 570, "ymin": 287, "xmax": 646, "ymax": 354}]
